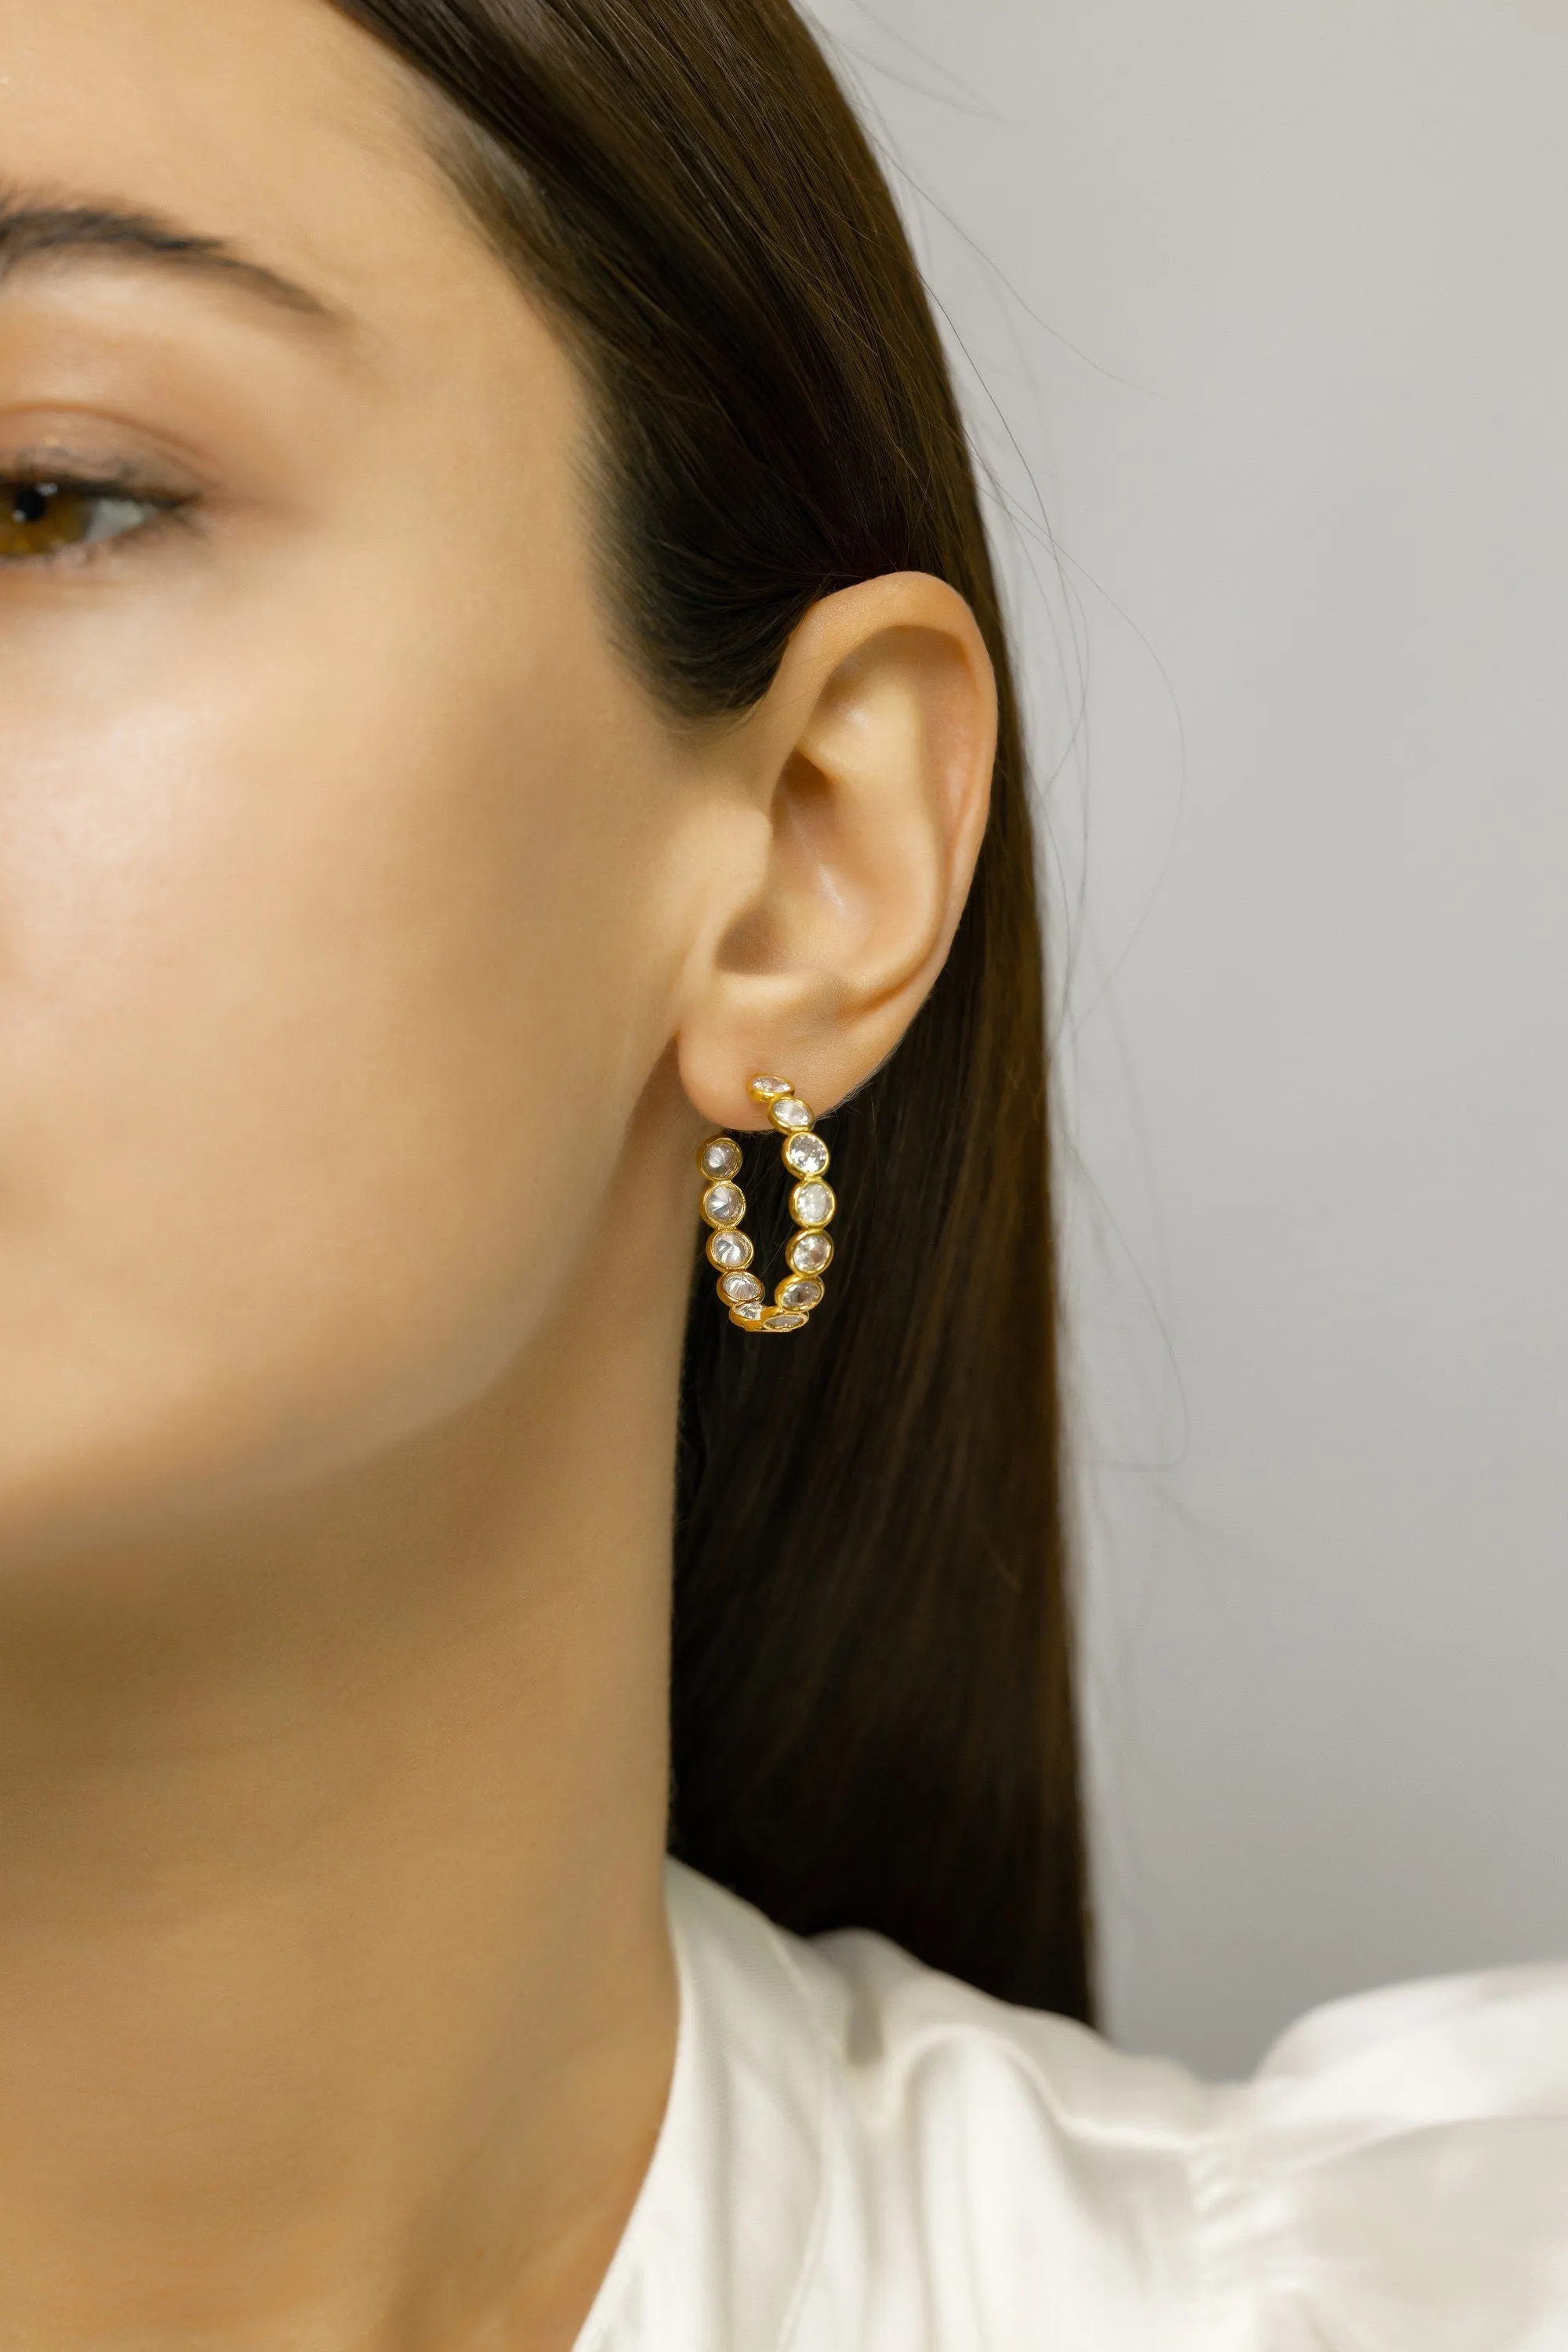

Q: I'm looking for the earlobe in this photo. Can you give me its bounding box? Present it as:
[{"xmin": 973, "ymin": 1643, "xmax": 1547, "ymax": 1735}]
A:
[{"xmin": 677, "ymin": 573, "xmax": 996, "ymax": 1134}]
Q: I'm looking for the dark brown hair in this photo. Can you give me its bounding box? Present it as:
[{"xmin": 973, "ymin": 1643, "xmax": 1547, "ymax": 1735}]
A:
[{"xmin": 328, "ymin": 0, "xmax": 1091, "ymax": 2018}]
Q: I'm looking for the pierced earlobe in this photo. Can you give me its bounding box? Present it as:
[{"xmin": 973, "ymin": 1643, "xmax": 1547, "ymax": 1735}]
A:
[{"xmin": 696, "ymin": 1077, "xmax": 837, "ymax": 1334}]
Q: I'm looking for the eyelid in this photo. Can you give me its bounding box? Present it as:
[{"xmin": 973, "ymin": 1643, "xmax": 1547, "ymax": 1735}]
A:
[{"xmin": 0, "ymin": 443, "xmax": 200, "ymax": 503}]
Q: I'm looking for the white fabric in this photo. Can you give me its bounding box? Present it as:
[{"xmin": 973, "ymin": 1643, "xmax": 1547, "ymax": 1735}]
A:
[{"xmin": 575, "ymin": 1861, "xmax": 1568, "ymax": 2350}]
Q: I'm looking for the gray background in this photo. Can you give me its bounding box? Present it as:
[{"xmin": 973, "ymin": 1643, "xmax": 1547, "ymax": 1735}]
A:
[{"xmin": 808, "ymin": 0, "xmax": 1568, "ymax": 2076}]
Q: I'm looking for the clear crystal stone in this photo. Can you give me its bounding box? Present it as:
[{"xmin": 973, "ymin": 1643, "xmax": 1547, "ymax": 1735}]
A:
[
  {"xmin": 762, "ymin": 1309, "xmax": 808, "ymax": 1334},
  {"xmin": 729, "ymin": 1300, "xmax": 768, "ymax": 1327},
  {"xmin": 718, "ymin": 1272, "xmax": 764, "ymax": 1305},
  {"xmin": 699, "ymin": 1137, "xmax": 742, "ymax": 1181},
  {"xmin": 789, "ymin": 1180, "xmax": 835, "ymax": 1229},
  {"xmin": 748, "ymin": 1076, "xmax": 793, "ymax": 1102},
  {"xmin": 707, "ymin": 1230, "xmax": 754, "ymax": 1271},
  {"xmin": 702, "ymin": 1181, "xmax": 744, "ymax": 1228},
  {"xmin": 777, "ymin": 1276, "xmax": 824, "ymax": 1312},
  {"xmin": 771, "ymin": 1096, "xmax": 812, "ymax": 1131},
  {"xmin": 787, "ymin": 1229, "xmax": 833, "ymax": 1275},
  {"xmin": 782, "ymin": 1131, "xmax": 829, "ymax": 1177}
]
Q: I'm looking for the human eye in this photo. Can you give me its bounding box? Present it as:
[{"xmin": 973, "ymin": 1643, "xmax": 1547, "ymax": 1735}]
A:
[{"xmin": 0, "ymin": 456, "xmax": 199, "ymax": 569}]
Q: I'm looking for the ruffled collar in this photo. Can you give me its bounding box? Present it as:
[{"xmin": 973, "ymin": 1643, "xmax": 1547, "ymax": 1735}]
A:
[{"xmin": 572, "ymin": 1864, "xmax": 829, "ymax": 2351}]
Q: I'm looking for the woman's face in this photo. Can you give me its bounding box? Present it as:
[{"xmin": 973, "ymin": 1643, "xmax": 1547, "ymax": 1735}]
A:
[{"xmin": 0, "ymin": 0, "xmax": 706, "ymax": 1548}]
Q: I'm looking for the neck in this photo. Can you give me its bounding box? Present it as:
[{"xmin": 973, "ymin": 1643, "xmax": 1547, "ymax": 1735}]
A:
[{"xmin": 0, "ymin": 1287, "xmax": 681, "ymax": 2352}]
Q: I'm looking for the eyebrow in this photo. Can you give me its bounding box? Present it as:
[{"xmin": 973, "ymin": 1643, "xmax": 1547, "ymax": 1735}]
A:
[{"xmin": 0, "ymin": 191, "xmax": 347, "ymax": 331}]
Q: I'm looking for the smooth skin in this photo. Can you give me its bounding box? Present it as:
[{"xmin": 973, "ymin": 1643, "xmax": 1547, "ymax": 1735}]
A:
[{"xmin": 0, "ymin": 1, "xmax": 996, "ymax": 2346}]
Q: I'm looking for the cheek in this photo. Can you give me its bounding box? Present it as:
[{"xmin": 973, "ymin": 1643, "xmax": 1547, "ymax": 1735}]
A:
[{"xmin": 0, "ymin": 557, "xmax": 666, "ymax": 1530}]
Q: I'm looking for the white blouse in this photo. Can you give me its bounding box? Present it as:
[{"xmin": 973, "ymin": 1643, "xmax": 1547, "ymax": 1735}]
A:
[{"xmin": 575, "ymin": 1861, "xmax": 1568, "ymax": 2350}]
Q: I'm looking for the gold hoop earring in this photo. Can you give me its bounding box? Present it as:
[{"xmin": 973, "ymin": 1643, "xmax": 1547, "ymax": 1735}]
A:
[{"xmin": 696, "ymin": 1077, "xmax": 836, "ymax": 1334}]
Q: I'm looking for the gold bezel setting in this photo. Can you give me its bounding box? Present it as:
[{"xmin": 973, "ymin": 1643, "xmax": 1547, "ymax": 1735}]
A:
[
  {"xmin": 706, "ymin": 1229, "xmax": 755, "ymax": 1272},
  {"xmin": 787, "ymin": 1179, "xmax": 835, "ymax": 1230},
  {"xmin": 695, "ymin": 1076, "xmax": 840, "ymax": 1335},
  {"xmin": 782, "ymin": 1131, "xmax": 830, "ymax": 1178},
  {"xmin": 786, "ymin": 1229, "xmax": 833, "ymax": 1276},
  {"xmin": 700, "ymin": 1181, "xmax": 745, "ymax": 1227},
  {"xmin": 698, "ymin": 1136, "xmax": 743, "ymax": 1183}
]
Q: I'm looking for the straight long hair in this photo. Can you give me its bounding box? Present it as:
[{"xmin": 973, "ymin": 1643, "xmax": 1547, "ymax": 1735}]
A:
[{"xmin": 329, "ymin": 0, "xmax": 1092, "ymax": 2018}]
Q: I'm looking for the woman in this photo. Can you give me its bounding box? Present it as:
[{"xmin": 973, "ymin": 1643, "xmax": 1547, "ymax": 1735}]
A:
[{"xmin": 0, "ymin": 0, "xmax": 1561, "ymax": 2343}]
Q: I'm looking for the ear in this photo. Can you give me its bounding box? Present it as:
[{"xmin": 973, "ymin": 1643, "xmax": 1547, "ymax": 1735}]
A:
[{"xmin": 675, "ymin": 573, "xmax": 996, "ymax": 1132}]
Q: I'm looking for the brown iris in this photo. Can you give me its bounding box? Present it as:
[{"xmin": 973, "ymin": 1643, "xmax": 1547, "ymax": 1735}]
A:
[{"xmin": 0, "ymin": 484, "xmax": 95, "ymax": 561}]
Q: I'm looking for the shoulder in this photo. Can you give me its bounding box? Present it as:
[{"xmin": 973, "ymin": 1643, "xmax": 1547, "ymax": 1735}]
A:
[
  {"xmin": 645, "ymin": 1864, "xmax": 1568, "ymax": 2352},
  {"xmin": 780, "ymin": 1907, "xmax": 1211, "ymax": 2347}
]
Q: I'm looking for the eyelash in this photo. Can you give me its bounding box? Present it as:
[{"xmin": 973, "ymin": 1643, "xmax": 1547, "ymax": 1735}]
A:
[{"xmin": 0, "ymin": 461, "xmax": 200, "ymax": 571}]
